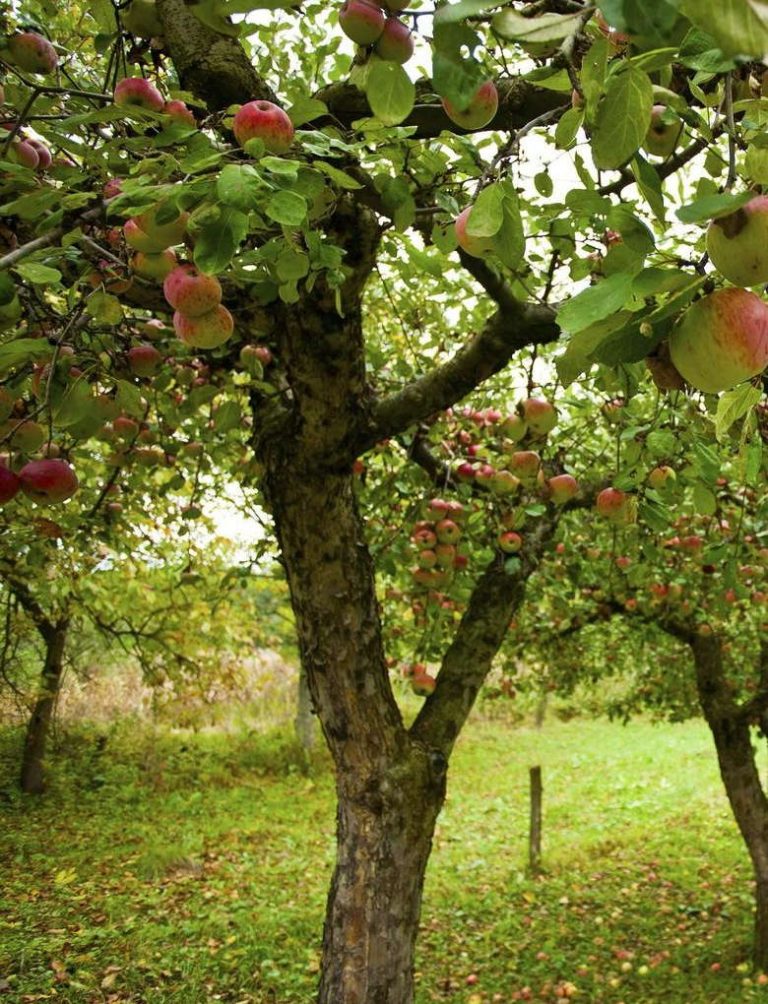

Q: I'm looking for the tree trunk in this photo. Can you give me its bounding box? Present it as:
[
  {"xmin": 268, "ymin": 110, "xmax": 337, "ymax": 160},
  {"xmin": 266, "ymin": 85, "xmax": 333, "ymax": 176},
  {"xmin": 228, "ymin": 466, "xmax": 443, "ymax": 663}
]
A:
[
  {"xmin": 692, "ymin": 634, "xmax": 768, "ymax": 969},
  {"xmin": 20, "ymin": 619, "xmax": 68, "ymax": 795},
  {"xmin": 318, "ymin": 753, "xmax": 446, "ymax": 1003},
  {"xmin": 294, "ymin": 666, "xmax": 317, "ymax": 757}
]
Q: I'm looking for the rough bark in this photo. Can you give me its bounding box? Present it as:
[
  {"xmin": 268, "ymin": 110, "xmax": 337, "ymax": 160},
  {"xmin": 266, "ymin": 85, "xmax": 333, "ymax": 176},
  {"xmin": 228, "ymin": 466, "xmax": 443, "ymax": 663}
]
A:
[
  {"xmin": 692, "ymin": 634, "xmax": 768, "ymax": 969},
  {"xmin": 20, "ymin": 618, "xmax": 68, "ymax": 795},
  {"xmin": 294, "ymin": 666, "xmax": 317, "ymax": 756}
]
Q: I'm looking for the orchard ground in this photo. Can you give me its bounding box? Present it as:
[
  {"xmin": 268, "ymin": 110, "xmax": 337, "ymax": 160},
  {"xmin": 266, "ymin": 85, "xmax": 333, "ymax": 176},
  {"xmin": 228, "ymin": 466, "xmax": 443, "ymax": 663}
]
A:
[{"xmin": 2, "ymin": 709, "xmax": 768, "ymax": 1003}]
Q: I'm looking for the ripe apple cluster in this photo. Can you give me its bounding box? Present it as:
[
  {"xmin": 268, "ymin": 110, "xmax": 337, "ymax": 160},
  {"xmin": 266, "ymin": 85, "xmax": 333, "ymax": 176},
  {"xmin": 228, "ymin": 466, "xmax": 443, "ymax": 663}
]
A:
[
  {"xmin": 338, "ymin": 0, "xmax": 415, "ymax": 65},
  {"xmin": 164, "ymin": 264, "xmax": 233, "ymax": 349},
  {"xmin": 113, "ymin": 77, "xmax": 195, "ymax": 126}
]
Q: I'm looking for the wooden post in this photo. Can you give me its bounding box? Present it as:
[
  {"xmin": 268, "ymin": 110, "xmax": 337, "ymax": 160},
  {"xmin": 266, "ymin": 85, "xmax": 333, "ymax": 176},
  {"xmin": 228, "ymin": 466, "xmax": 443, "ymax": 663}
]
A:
[{"xmin": 529, "ymin": 765, "xmax": 542, "ymax": 875}]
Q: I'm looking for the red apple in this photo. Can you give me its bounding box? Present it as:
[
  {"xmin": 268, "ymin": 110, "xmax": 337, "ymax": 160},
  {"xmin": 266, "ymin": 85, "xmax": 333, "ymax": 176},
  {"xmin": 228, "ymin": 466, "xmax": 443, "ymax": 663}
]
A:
[
  {"xmin": 26, "ymin": 138, "xmax": 51, "ymax": 170},
  {"xmin": 411, "ymin": 672, "xmax": 436, "ymax": 697},
  {"xmin": 164, "ymin": 264, "xmax": 222, "ymax": 316},
  {"xmin": 128, "ymin": 343, "xmax": 163, "ymax": 377},
  {"xmin": 454, "ymin": 205, "xmax": 496, "ymax": 258},
  {"xmin": 436, "ymin": 519, "xmax": 461, "ymax": 544},
  {"xmin": 508, "ymin": 450, "xmax": 541, "ymax": 487},
  {"xmin": 164, "ymin": 99, "xmax": 195, "ymax": 126},
  {"xmin": 131, "ymin": 249, "xmax": 177, "ymax": 281},
  {"xmin": 173, "ymin": 305, "xmax": 234, "ymax": 348},
  {"xmin": 669, "ymin": 288, "xmax": 768, "ymax": 393},
  {"xmin": 6, "ymin": 32, "xmax": 58, "ymax": 74},
  {"xmin": 706, "ymin": 196, "xmax": 768, "ymax": 287},
  {"xmin": 498, "ymin": 530, "xmax": 522, "ymax": 553},
  {"xmin": 114, "ymin": 76, "xmax": 165, "ymax": 112},
  {"xmin": 547, "ymin": 474, "xmax": 578, "ymax": 504},
  {"xmin": 521, "ymin": 397, "xmax": 557, "ymax": 436},
  {"xmin": 0, "ymin": 461, "xmax": 20, "ymax": 504},
  {"xmin": 18, "ymin": 459, "xmax": 78, "ymax": 504},
  {"xmin": 374, "ymin": 17, "xmax": 414, "ymax": 63},
  {"xmin": 8, "ymin": 140, "xmax": 39, "ymax": 169},
  {"xmin": 442, "ymin": 81, "xmax": 498, "ymax": 130},
  {"xmin": 339, "ymin": 0, "xmax": 386, "ymax": 45},
  {"xmin": 232, "ymin": 100, "xmax": 294, "ymax": 154},
  {"xmin": 595, "ymin": 487, "xmax": 635, "ymax": 525}
]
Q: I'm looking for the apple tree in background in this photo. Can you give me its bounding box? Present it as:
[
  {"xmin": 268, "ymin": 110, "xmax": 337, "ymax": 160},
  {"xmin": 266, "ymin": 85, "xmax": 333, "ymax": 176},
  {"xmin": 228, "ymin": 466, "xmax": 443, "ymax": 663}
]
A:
[
  {"xmin": 2, "ymin": 0, "xmax": 768, "ymax": 996},
  {"xmin": 506, "ymin": 386, "xmax": 768, "ymax": 965}
]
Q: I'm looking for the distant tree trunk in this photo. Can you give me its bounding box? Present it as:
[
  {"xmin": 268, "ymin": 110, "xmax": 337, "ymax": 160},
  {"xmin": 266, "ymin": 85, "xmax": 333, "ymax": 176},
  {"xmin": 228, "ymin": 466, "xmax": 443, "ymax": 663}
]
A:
[
  {"xmin": 692, "ymin": 634, "xmax": 768, "ymax": 969},
  {"xmin": 20, "ymin": 618, "xmax": 68, "ymax": 795},
  {"xmin": 294, "ymin": 666, "xmax": 316, "ymax": 756}
]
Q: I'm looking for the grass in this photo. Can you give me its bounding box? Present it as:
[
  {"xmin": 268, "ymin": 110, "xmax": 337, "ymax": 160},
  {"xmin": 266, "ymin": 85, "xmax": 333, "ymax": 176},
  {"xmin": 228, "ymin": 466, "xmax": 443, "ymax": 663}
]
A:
[{"xmin": 1, "ymin": 715, "xmax": 767, "ymax": 1003}]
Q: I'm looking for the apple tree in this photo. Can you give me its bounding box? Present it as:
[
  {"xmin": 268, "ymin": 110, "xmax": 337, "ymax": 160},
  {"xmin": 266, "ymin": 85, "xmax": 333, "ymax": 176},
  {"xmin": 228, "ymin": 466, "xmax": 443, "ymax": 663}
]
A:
[{"xmin": 4, "ymin": 0, "xmax": 768, "ymax": 997}]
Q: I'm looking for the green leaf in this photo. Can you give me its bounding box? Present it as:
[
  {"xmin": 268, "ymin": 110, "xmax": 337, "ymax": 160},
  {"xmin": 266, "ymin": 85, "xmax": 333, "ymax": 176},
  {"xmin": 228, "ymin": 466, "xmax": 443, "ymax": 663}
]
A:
[
  {"xmin": 676, "ymin": 190, "xmax": 754, "ymax": 224},
  {"xmin": 265, "ymin": 191, "xmax": 307, "ymax": 227},
  {"xmin": 495, "ymin": 185, "xmax": 525, "ymax": 269},
  {"xmin": 0, "ymin": 338, "xmax": 52, "ymax": 375},
  {"xmin": 714, "ymin": 384, "xmax": 763, "ymax": 439},
  {"xmin": 365, "ymin": 60, "xmax": 415, "ymax": 127},
  {"xmin": 745, "ymin": 144, "xmax": 768, "ymax": 183},
  {"xmin": 194, "ymin": 208, "xmax": 249, "ymax": 273},
  {"xmin": 287, "ymin": 96, "xmax": 327, "ymax": 127},
  {"xmin": 115, "ymin": 380, "xmax": 145, "ymax": 418},
  {"xmin": 14, "ymin": 262, "xmax": 62, "ymax": 285},
  {"xmin": 54, "ymin": 380, "xmax": 94, "ymax": 428},
  {"xmin": 678, "ymin": 27, "xmax": 737, "ymax": 71},
  {"xmin": 680, "ymin": 0, "xmax": 768, "ymax": 58},
  {"xmin": 213, "ymin": 400, "xmax": 242, "ymax": 433},
  {"xmin": 86, "ymin": 291, "xmax": 123, "ymax": 325},
  {"xmin": 554, "ymin": 106, "xmax": 583, "ymax": 149},
  {"xmin": 275, "ymin": 248, "xmax": 310, "ymax": 282},
  {"xmin": 741, "ymin": 440, "xmax": 763, "ymax": 484},
  {"xmin": 466, "ymin": 184, "xmax": 505, "ymax": 237},
  {"xmin": 432, "ymin": 23, "xmax": 485, "ymax": 109},
  {"xmin": 216, "ymin": 164, "xmax": 263, "ymax": 212},
  {"xmin": 492, "ymin": 10, "xmax": 582, "ymax": 45},
  {"xmin": 557, "ymin": 273, "xmax": 634, "ymax": 334},
  {"xmin": 314, "ymin": 162, "xmax": 363, "ymax": 190},
  {"xmin": 592, "ymin": 64, "xmax": 653, "ymax": 170},
  {"xmin": 434, "ymin": 0, "xmax": 499, "ymax": 24},
  {"xmin": 692, "ymin": 482, "xmax": 717, "ymax": 516},
  {"xmin": 631, "ymin": 154, "xmax": 666, "ymax": 221},
  {"xmin": 581, "ymin": 36, "xmax": 611, "ymax": 109}
]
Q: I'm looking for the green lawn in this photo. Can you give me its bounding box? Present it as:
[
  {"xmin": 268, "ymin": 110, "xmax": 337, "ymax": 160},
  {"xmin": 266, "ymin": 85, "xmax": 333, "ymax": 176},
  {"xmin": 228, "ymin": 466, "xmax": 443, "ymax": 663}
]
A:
[{"xmin": 1, "ymin": 715, "xmax": 767, "ymax": 1003}]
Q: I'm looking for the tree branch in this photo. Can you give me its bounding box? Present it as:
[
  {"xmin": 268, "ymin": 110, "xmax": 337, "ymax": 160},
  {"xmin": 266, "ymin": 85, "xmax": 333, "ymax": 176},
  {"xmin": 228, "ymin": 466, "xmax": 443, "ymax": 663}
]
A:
[
  {"xmin": 410, "ymin": 514, "xmax": 556, "ymax": 757},
  {"xmin": 365, "ymin": 296, "xmax": 558, "ymax": 445}
]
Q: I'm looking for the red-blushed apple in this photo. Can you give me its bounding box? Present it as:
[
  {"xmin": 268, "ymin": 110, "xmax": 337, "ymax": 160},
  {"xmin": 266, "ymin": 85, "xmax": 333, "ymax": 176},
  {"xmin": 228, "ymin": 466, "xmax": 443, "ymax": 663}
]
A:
[
  {"xmin": 679, "ymin": 534, "xmax": 703, "ymax": 552},
  {"xmin": 103, "ymin": 177, "xmax": 123, "ymax": 200},
  {"xmin": 498, "ymin": 530, "xmax": 522, "ymax": 553},
  {"xmin": 435, "ymin": 518, "xmax": 461, "ymax": 544},
  {"xmin": 6, "ymin": 32, "xmax": 58, "ymax": 74},
  {"xmin": 643, "ymin": 104, "xmax": 682, "ymax": 158},
  {"xmin": 114, "ymin": 76, "xmax": 165, "ymax": 112},
  {"xmin": 454, "ymin": 205, "xmax": 496, "ymax": 258},
  {"xmin": 8, "ymin": 140, "xmax": 39, "ymax": 169},
  {"xmin": 474, "ymin": 462, "xmax": 495, "ymax": 486},
  {"xmin": 500, "ymin": 413, "xmax": 528, "ymax": 442},
  {"xmin": 0, "ymin": 461, "xmax": 20, "ymax": 504},
  {"xmin": 595, "ymin": 12, "xmax": 630, "ymax": 49},
  {"xmin": 417, "ymin": 549, "xmax": 438, "ymax": 570},
  {"xmin": 455, "ymin": 461, "xmax": 476, "ymax": 481},
  {"xmin": 18, "ymin": 459, "xmax": 78, "ymax": 504},
  {"xmin": 164, "ymin": 99, "xmax": 195, "ymax": 126},
  {"xmin": 113, "ymin": 415, "xmax": 140, "ymax": 439},
  {"xmin": 163, "ymin": 264, "xmax": 222, "ymax": 316},
  {"xmin": 434, "ymin": 543, "xmax": 455, "ymax": 568},
  {"xmin": 647, "ymin": 465, "xmax": 676, "ymax": 490},
  {"xmin": 1, "ymin": 420, "xmax": 44, "ymax": 452},
  {"xmin": 128, "ymin": 343, "xmax": 163, "ymax": 377},
  {"xmin": 339, "ymin": 0, "xmax": 386, "ymax": 44},
  {"xmin": 547, "ymin": 473, "xmax": 578, "ymax": 504},
  {"xmin": 616, "ymin": 555, "xmax": 631, "ymax": 570},
  {"xmin": 521, "ymin": 397, "xmax": 557, "ymax": 436},
  {"xmin": 411, "ymin": 672, "xmax": 436, "ymax": 697},
  {"xmin": 174, "ymin": 305, "xmax": 234, "ymax": 348},
  {"xmin": 601, "ymin": 398, "xmax": 624, "ymax": 423},
  {"xmin": 425, "ymin": 498, "xmax": 449, "ymax": 520},
  {"xmin": 140, "ymin": 318, "xmax": 168, "ymax": 340},
  {"xmin": 706, "ymin": 196, "xmax": 768, "ymax": 287},
  {"xmin": 232, "ymin": 100, "xmax": 294, "ymax": 154},
  {"xmin": 442, "ymin": 80, "xmax": 498, "ymax": 130},
  {"xmin": 595, "ymin": 487, "xmax": 636, "ymax": 525},
  {"xmin": 669, "ymin": 288, "xmax": 768, "ymax": 393},
  {"xmin": 411, "ymin": 522, "xmax": 435, "ymax": 546},
  {"xmin": 26, "ymin": 138, "xmax": 51, "ymax": 170},
  {"xmin": 134, "ymin": 205, "xmax": 189, "ymax": 249},
  {"xmin": 508, "ymin": 450, "xmax": 541, "ymax": 487},
  {"xmin": 489, "ymin": 469, "xmax": 520, "ymax": 495},
  {"xmin": 374, "ymin": 17, "xmax": 414, "ymax": 63},
  {"xmin": 131, "ymin": 249, "xmax": 177, "ymax": 281}
]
